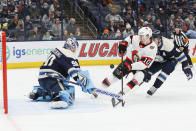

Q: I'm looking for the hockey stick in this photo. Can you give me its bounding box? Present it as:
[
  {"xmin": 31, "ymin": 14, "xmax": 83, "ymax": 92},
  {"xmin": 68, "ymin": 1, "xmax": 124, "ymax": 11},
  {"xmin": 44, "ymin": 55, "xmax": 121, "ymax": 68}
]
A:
[
  {"xmin": 46, "ymin": 74, "xmax": 123, "ymax": 99},
  {"xmin": 111, "ymin": 54, "xmax": 125, "ymax": 107}
]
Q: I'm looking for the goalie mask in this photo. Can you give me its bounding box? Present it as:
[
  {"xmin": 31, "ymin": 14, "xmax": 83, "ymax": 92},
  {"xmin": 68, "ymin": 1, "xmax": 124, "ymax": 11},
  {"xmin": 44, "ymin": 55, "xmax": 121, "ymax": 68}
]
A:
[{"xmin": 64, "ymin": 37, "xmax": 79, "ymax": 51}]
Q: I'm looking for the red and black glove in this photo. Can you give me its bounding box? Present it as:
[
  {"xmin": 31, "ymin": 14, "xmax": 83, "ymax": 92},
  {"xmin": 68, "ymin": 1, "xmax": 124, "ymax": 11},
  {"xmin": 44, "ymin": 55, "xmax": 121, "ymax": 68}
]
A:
[{"xmin": 119, "ymin": 41, "xmax": 128, "ymax": 54}]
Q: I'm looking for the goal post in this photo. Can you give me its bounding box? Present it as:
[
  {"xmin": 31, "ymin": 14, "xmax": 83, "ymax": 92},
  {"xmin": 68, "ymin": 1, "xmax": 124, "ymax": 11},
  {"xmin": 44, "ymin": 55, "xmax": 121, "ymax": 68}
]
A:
[{"xmin": 0, "ymin": 31, "xmax": 8, "ymax": 114}]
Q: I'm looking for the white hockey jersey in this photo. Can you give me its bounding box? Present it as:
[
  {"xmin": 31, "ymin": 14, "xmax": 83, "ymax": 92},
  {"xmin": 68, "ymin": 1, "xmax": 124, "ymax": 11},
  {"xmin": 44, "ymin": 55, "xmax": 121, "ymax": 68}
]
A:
[{"xmin": 124, "ymin": 35, "xmax": 158, "ymax": 70}]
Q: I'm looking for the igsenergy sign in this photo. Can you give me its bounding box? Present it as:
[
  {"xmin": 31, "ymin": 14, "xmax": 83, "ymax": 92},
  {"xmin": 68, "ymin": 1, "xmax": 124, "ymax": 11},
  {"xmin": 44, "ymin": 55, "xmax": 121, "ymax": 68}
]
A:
[{"xmin": 6, "ymin": 39, "xmax": 196, "ymax": 63}]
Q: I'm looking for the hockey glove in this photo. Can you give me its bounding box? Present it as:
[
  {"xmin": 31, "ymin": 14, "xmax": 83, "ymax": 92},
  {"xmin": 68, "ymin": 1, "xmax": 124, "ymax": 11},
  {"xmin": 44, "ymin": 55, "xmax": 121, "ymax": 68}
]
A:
[
  {"xmin": 183, "ymin": 67, "xmax": 193, "ymax": 80},
  {"xmin": 143, "ymin": 72, "xmax": 152, "ymax": 83},
  {"xmin": 77, "ymin": 70, "xmax": 96, "ymax": 94},
  {"xmin": 119, "ymin": 41, "xmax": 128, "ymax": 54}
]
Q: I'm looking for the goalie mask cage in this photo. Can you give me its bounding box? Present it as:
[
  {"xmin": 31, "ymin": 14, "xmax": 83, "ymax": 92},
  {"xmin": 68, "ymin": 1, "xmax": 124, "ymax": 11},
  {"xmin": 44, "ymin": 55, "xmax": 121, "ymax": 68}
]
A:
[{"xmin": 0, "ymin": 31, "xmax": 8, "ymax": 114}]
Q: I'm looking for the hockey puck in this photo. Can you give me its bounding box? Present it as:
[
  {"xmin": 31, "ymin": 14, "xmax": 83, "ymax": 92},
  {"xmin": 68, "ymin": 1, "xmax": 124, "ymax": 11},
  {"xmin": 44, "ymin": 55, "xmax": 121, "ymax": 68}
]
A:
[{"xmin": 110, "ymin": 64, "xmax": 114, "ymax": 69}]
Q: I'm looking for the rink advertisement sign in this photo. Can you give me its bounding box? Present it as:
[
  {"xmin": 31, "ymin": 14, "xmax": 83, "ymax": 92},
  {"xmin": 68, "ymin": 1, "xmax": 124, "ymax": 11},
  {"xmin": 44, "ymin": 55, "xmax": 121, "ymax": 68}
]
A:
[{"xmin": 5, "ymin": 39, "xmax": 196, "ymax": 68}]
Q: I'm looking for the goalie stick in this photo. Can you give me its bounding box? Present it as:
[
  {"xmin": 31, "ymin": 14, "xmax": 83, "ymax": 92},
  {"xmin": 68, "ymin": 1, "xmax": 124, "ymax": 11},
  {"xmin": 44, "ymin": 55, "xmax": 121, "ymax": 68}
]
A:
[{"xmin": 46, "ymin": 74, "xmax": 123, "ymax": 100}]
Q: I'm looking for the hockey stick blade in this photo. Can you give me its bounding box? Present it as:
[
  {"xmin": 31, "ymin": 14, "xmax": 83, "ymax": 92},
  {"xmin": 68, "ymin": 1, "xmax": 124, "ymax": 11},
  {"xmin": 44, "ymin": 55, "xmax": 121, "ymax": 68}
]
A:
[{"xmin": 111, "ymin": 98, "xmax": 125, "ymax": 107}]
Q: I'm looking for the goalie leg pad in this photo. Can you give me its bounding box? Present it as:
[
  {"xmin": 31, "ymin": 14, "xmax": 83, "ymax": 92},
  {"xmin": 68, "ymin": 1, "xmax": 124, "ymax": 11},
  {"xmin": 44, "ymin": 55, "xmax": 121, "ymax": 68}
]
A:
[
  {"xmin": 58, "ymin": 85, "xmax": 75, "ymax": 106},
  {"xmin": 113, "ymin": 59, "xmax": 132, "ymax": 79},
  {"xmin": 29, "ymin": 86, "xmax": 50, "ymax": 101}
]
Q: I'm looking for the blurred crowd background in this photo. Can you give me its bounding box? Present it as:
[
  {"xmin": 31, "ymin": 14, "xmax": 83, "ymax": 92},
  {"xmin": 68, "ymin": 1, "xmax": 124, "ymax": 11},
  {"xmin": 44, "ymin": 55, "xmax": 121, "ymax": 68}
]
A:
[{"xmin": 0, "ymin": 0, "xmax": 195, "ymax": 41}]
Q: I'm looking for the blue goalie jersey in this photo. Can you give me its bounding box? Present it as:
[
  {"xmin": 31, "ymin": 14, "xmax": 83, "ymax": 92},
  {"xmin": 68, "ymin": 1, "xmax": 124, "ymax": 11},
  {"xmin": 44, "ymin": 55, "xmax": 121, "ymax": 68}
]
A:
[{"xmin": 39, "ymin": 47, "xmax": 80, "ymax": 80}]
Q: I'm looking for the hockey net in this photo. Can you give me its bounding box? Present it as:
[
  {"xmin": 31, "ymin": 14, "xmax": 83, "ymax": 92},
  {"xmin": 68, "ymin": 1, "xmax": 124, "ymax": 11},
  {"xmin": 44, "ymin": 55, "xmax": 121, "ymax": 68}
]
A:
[{"xmin": 0, "ymin": 31, "xmax": 8, "ymax": 114}]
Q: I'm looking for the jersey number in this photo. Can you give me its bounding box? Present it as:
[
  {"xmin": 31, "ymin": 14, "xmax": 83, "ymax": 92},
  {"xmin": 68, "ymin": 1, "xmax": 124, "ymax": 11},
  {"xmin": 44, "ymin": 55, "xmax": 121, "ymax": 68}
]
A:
[
  {"xmin": 43, "ymin": 54, "xmax": 56, "ymax": 66},
  {"xmin": 71, "ymin": 61, "xmax": 79, "ymax": 67}
]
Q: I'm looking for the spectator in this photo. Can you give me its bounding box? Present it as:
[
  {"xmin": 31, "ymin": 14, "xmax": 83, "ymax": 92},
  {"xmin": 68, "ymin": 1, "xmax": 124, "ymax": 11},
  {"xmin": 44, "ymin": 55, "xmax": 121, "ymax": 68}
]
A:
[
  {"xmin": 75, "ymin": 27, "xmax": 81, "ymax": 38},
  {"xmin": 16, "ymin": 19, "xmax": 24, "ymax": 31},
  {"xmin": 154, "ymin": 18, "xmax": 165, "ymax": 32},
  {"xmin": 52, "ymin": 18, "xmax": 63, "ymax": 38},
  {"xmin": 63, "ymin": 15, "xmax": 70, "ymax": 29},
  {"xmin": 144, "ymin": 14, "xmax": 154, "ymax": 25},
  {"xmin": 25, "ymin": 15, "xmax": 33, "ymax": 31},
  {"xmin": 1, "ymin": 6, "xmax": 8, "ymax": 18},
  {"xmin": 42, "ymin": 31, "xmax": 53, "ymax": 40},
  {"xmin": 106, "ymin": 20, "xmax": 117, "ymax": 34},
  {"xmin": 106, "ymin": 1, "xmax": 121, "ymax": 12},
  {"xmin": 8, "ymin": 14, "xmax": 19, "ymax": 30},
  {"xmin": 8, "ymin": 0, "xmax": 16, "ymax": 14},
  {"xmin": 117, "ymin": 19, "xmax": 126, "ymax": 33},
  {"xmin": 54, "ymin": 9, "xmax": 61, "ymax": 19},
  {"xmin": 122, "ymin": 23, "xmax": 134, "ymax": 38},
  {"xmin": 123, "ymin": 12, "xmax": 135, "ymax": 27},
  {"xmin": 49, "ymin": 0, "xmax": 60, "ymax": 12},
  {"xmin": 42, "ymin": 10, "xmax": 56, "ymax": 30},
  {"xmin": 30, "ymin": 2, "xmax": 41, "ymax": 20},
  {"xmin": 101, "ymin": 29, "xmax": 110, "ymax": 39},
  {"xmin": 114, "ymin": 28, "xmax": 122, "ymax": 39},
  {"xmin": 168, "ymin": 14, "xmax": 175, "ymax": 30},
  {"xmin": 67, "ymin": 18, "xmax": 77, "ymax": 34},
  {"xmin": 28, "ymin": 26, "xmax": 42, "ymax": 40},
  {"xmin": 63, "ymin": 29, "xmax": 69, "ymax": 40},
  {"xmin": 149, "ymin": 8, "xmax": 157, "ymax": 23},
  {"xmin": 18, "ymin": 4, "xmax": 31, "ymax": 19},
  {"xmin": 105, "ymin": 8, "xmax": 123, "ymax": 23},
  {"xmin": 177, "ymin": 8, "xmax": 186, "ymax": 20},
  {"xmin": 40, "ymin": 2, "xmax": 49, "ymax": 17},
  {"xmin": 187, "ymin": 13, "xmax": 196, "ymax": 30}
]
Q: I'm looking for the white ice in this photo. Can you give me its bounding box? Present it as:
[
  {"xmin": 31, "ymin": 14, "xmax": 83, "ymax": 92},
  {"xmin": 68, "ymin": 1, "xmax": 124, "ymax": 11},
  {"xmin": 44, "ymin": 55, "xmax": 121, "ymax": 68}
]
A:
[{"xmin": 0, "ymin": 64, "xmax": 196, "ymax": 131}]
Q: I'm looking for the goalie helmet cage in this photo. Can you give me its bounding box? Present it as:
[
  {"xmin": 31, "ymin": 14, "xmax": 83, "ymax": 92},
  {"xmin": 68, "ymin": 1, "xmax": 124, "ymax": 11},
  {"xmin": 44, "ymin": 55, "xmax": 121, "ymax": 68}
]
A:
[{"xmin": 0, "ymin": 31, "xmax": 8, "ymax": 114}]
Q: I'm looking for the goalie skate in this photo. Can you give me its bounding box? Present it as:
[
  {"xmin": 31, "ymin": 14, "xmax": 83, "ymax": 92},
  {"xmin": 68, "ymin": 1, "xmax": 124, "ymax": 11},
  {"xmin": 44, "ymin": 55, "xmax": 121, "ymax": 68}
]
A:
[{"xmin": 50, "ymin": 101, "xmax": 68, "ymax": 109}]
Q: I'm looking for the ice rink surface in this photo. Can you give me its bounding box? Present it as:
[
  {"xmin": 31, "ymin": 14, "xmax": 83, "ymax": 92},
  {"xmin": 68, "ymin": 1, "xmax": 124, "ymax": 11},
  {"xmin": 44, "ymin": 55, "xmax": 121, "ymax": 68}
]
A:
[{"xmin": 0, "ymin": 64, "xmax": 196, "ymax": 131}]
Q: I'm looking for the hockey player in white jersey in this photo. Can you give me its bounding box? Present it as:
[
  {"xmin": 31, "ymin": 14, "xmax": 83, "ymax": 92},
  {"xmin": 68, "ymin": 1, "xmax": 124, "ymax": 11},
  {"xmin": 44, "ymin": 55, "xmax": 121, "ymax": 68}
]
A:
[
  {"xmin": 29, "ymin": 37, "xmax": 97, "ymax": 109},
  {"xmin": 102, "ymin": 27, "xmax": 158, "ymax": 104}
]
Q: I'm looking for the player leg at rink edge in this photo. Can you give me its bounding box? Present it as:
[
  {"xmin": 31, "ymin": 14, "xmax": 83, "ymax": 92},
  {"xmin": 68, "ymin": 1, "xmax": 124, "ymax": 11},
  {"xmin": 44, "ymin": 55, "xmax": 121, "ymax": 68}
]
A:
[
  {"xmin": 102, "ymin": 27, "xmax": 158, "ymax": 106},
  {"xmin": 29, "ymin": 37, "xmax": 97, "ymax": 109}
]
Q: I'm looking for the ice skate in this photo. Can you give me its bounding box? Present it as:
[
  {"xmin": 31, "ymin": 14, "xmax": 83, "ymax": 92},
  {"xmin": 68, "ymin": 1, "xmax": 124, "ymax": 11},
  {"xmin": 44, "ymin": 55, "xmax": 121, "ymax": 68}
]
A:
[{"xmin": 147, "ymin": 86, "xmax": 158, "ymax": 96}]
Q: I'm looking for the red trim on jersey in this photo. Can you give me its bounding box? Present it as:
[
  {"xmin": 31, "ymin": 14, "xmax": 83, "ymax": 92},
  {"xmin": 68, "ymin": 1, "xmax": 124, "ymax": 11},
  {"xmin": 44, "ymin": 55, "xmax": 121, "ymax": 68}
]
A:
[
  {"xmin": 140, "ymin": 56, "xmax": 153, "ymax": 66},
  {"xmin": 139, "ymin": 60, "xmax": 149, "ymax": 66},
  {"xmin": 119, "ymin": 41, "xmax": 128, "ymax": 47},
  {"xmin": 127, "ymin": 83, "xmax": 134, "ymax": 89},
  {"xmin": 124, "ymin": 62, "xmax": 132, "ymax": 71},
  {"xmin": 141, "ymin": 56, "xmax": 153, "ymax": 61},
  {"xmin": 132, "ymin": 78, "xmax": 139, "ymax": 85},
  {"xmin": 126, "ymin": 57, "xmax": 133, "ymax": 63},
  {"xmin": 139, "ymin": 40, "xmax": 153, "ymax": 48}
]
